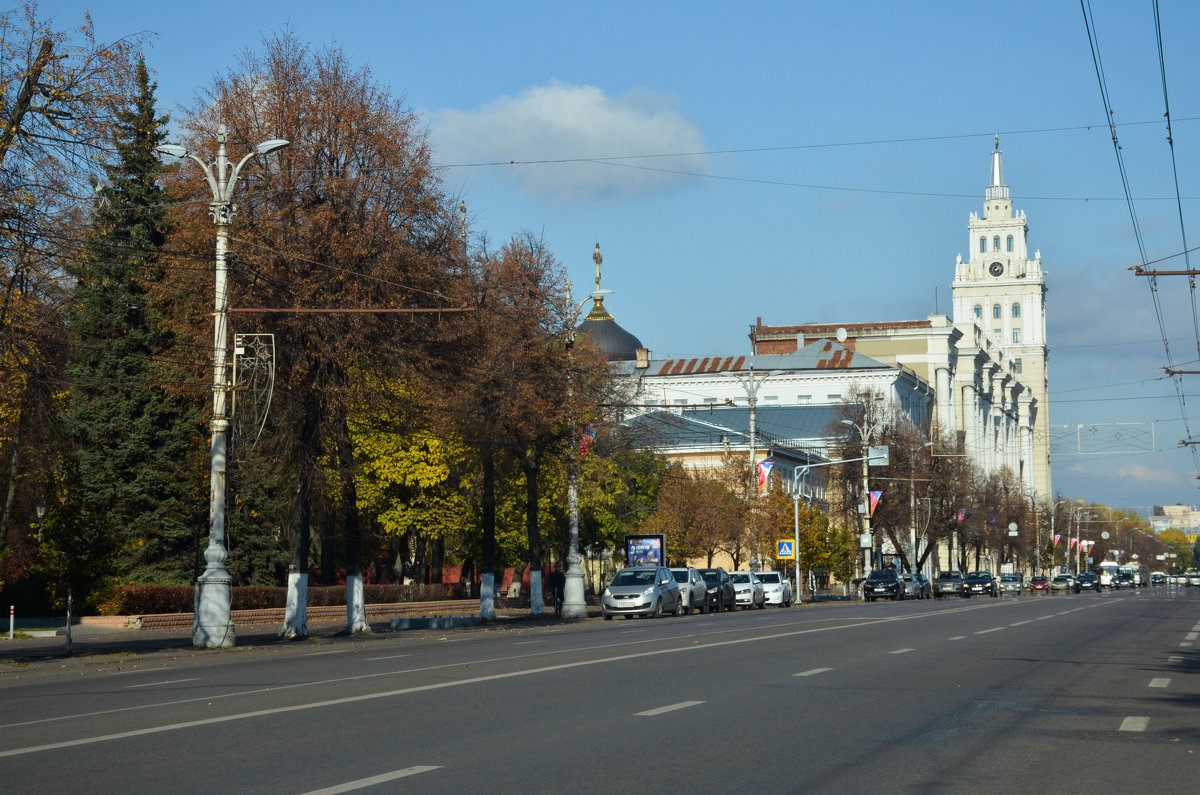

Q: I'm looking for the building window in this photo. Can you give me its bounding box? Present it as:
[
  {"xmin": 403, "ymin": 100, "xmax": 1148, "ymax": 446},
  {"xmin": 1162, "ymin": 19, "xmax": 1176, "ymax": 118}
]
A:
[
  {"xmin": 763, "ymin": 395, "xmax": 778, "ymax": 402},
  {"xmin": 993, "ymin": 235, "xmax": 1001, "ymax": 250},
  {"xmin": 992, "ymin": 303, "xmax": 1002, "ymax": 319},
  {"xmin": 979, "ymin": 236, "xmax": 986, "ymax": 253},
  {"xmin": 797, "ymin": 395, "xmax": 812, "ymax": 403},
  {"xmin": 674, "ymin": 399, "xmax": 688, "ymax": 405},
  {"xmin": 702, "ymin": 397, "xmax": 718, "ymax": 404},
  {"xmin": 1007, "ymin": 234, "xmax": 1014, "ymax": 252},
  {"xmin": 974, "ymin": 305, "xmax": 982, "ymax": 319},
  {"xmin": 1013, "ymin": 358, "xmax": 1022, "ymax": 374},
  {"xmin": 826, "ymin": 394, "xmax": 841, "ymax": 401},
  {"xmin": 1012, "ymin": 302, "xmax": 1021, "ymax": 318},
  {"xmin": 993, "ymin": 329, "xmax": 1002, "ymax": 345},
  {"xmin": 1012, "ymin": 329, "xmax": 1021, "ymax": 343}
]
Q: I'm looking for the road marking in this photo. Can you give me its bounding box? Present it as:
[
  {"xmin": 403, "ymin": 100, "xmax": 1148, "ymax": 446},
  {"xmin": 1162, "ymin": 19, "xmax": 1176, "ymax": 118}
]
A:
[
  {"xmin": 1181, "ymin": 642, "xmax": 1194, "ymax": 647},
  {"xmin": 975, "ymin": 627, "xmax": 1006, "ymax": 635},
  {"xmin": 1169, "ymin": 656, "xmax": 1183, "ymax": 663},
  {"xmin": 949, "ymin": 636, "xmax": 966, "ymax": 640},
  {"xmin": 636, "ymin": 701, "xmax": 705, "ymax": 716},
  {"xmin": 125, "ymin": 678, "xmax": 201, "ymax": 689},
  {"xmin": 1119, "ymin": 716, "xmax": 1149, "ymax": 732},
  {"xmin": 513, "ymin": 640, "xmax": 544, "ymax": 645},
  {"xmin": 1185, "ymin": 632, "xmax": 1198, "ymax": 641},
  {"xmin": 1010, "ymin": 620, "xmax": 1032, "ymax": 626},
  {"xmin": 889, "ymin": 648, "xmax": 914, "ymax": 655},
  {"xmin": 1056, "ymin": 611, "xmax": 1071, "ymax": 616},
  {"xmin": 364, "ymin": 654, "xmax": 412, "ymax": 662},
  {"xmin": 1149, "ymin": 678, "xmax": 1170, "ymax": 688},
  {"xmin": 304, "ymin": 649, "xmax": 351, "ymax": 656},
  {"xmin": 795, "ymin": 668, "xmax": 833, "ymax": 677},
  {"xmin": 301, "ymin": 766, "xmax": 442, "ymax": 793},
  {"xmin": 1037, "ymin": 615, "xmax": 1055, "ymax": 620}
]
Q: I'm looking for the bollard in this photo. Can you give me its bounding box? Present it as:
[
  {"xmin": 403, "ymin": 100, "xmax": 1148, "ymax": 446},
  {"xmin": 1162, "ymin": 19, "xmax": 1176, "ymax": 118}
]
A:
[{"xmin": 8, "ymin": 605, "xmax": 12, "ymax": 639}]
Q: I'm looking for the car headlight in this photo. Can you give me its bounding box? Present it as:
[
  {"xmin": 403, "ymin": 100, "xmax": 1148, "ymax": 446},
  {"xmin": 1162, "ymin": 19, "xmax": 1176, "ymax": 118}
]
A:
[
  {"xmin": 642, "ymin": 586, "xmax": 655, "ymax": 596},
  {"xmin": 603, "ymin": 588, "xmax": 611, "ymax": 598}
]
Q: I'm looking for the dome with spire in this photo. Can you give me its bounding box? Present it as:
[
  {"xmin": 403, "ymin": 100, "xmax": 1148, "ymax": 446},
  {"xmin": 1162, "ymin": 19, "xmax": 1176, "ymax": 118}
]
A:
[{"xmin": 575, "ymin": 242, "xmax": 643, "ymax": 361}]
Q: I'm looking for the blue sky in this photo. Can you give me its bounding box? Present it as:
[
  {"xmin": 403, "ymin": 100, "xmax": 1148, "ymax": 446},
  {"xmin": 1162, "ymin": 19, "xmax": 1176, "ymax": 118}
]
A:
[{"xmin": 55, "ymin": 0, "xmax": 1200, "ymax": 515}]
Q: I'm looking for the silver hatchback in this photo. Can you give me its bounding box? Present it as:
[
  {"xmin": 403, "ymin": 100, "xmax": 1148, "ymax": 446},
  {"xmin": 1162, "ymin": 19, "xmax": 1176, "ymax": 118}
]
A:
[{"xmin": 602, "ymin": 566, "xmax": 682, "ymax": 619}]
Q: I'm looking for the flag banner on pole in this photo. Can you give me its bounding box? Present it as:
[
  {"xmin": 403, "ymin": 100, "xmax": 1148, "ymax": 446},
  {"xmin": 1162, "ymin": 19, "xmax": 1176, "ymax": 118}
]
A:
[
  {"xmin": 1069, "ymin": 537, "xmax": 1077, "ymax": 549},
  {"xmin": 869, "ymin": 490, "xmax": 883, "ymax": 516},
  {"xmin": 1053, "ymin": 534, "xmax": 1061, "ymax": 546},
  {"xmin": 757, "ymin": 460, "xmax": 774, "ymax": 491},
  {"xmin": 956, "ymin": 509, "xmax": 965, "ymax": 524},
  {"xmin": 580, "ymin": 424, "xmax": 598, "ymax": 456}
]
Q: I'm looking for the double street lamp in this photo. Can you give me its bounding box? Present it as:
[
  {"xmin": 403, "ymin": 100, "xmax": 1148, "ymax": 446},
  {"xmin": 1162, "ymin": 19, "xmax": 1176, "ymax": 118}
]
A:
[{"xmin": 157, "ymin": 126, "xmax": 288, "ymax": 649}]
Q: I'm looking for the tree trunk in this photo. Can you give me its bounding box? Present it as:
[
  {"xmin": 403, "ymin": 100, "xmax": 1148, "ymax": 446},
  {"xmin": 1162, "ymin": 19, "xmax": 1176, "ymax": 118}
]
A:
[
  {"xmin": 479, "ymin": 450, "xmax": 496, "ymax": 620},
  {"xmin": 432, "ymin": 536, "xmax": 444, "ymax": 585},
  {"xmin": 523, "ymin": 449, "xmax": 544, "ymax": 615},
  {"xmin": 338, "ymin": 420, "xmax": 369, "ymax": 634},
  {"xmin": 0, "ymin": 407, "xmax": 22, "ymax": 557},
  {"xmin": 280, "ymin": 468, "xmax": 312, "ymax": 640}
]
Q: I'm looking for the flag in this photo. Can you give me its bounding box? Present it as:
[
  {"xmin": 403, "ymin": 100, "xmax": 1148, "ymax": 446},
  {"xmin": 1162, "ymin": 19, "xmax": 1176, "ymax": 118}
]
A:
[
  {"xmin": 757, "ymin": 460, "xmax": 775, "ymax": 491},
  {"xmin": 580, "ymin": 424, "xmax": 598, "ymax": 456},
  {"xmin": 1069, "ymin": 537, "xmax": 1077, "ymax": 550},
  {"xmin": 869, "ymin": 490, "xmax": 883, "ymax": 516},
  {"xmin": 956, "ymin": 509, "xmax": 966, "ymax": 524},
  {"xmin": 1053, "ymin": 534, "xmax": 1061, "ymax": 546}
]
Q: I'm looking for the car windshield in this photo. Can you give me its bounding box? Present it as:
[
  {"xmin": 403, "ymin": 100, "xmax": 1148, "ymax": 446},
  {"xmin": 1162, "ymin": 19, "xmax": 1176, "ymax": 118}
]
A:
[
  {"xmin": 1031, "ymin": 576, "xmax": 1047, "ymax": 582},
  {"xmin": 937, "ymin": 572, "xmax": 960, "ymax": 579},
  {"xmin": 757, "ymin": 573, "xmax": 780, "ymax": 583},
  {"xmin": 1052, "ymin": 576, "xmax": 1069, "ymax": 583},
  {"xmin": 671, "ymin": 570, "xmax": 689, "ymax": 583},
  {"xmin": 699, "ymin": 571, "xmax": 720, "ymax": 583},
  {"xmin": 866, "ymin": 571, "xmax": 893, "ymax": 581},
  {"xmin": 1001, "ymin": 576, "xmax": 1019, "ymax": 582},
  {"xmin": 611, "ymin": 570, "xmax": 656, "ymax": 587},
  {"xmin": 900, "ymin": 574, "xmax": 914, "ymax": 581},
  {"xmin": 730, "ymin": 573, "xmax": 752, "ymax": 583},
  {"xmin": 967, "ymin": 572, "xmax": 991, "ymax": 579}
]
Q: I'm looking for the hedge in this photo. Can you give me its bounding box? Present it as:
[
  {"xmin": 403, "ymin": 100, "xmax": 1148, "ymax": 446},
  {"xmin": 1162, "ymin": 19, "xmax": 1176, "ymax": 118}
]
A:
[{"xmin": 98, "ymin": 582, "xmax": 459, "ymax": 616}]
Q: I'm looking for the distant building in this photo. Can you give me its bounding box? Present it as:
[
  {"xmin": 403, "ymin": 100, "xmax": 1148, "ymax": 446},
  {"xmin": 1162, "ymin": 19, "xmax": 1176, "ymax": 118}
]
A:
[{"xmin": 1151, "ymin": 505, "xmax": 1200, "ymax": 535}]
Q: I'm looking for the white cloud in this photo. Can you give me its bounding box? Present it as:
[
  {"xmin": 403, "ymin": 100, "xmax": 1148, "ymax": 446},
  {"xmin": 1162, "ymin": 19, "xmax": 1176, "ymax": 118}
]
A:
[{"xmin": 425, "ymin": 81, "xmax": 706, "ymax": 203}]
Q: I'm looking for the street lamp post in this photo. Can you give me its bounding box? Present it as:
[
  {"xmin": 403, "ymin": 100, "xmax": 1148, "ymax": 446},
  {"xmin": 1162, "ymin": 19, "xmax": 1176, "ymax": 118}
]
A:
[
  {"xmin": 35, "ymin": 503, "xmax": 45, "ymax": 544},
  {"xmin": 157, "ymin": 126, "xmax": 288, "ymax": 649},
  {"xmin": 841, "ymin": 418, "xmax": 883, "ymax": 575}
]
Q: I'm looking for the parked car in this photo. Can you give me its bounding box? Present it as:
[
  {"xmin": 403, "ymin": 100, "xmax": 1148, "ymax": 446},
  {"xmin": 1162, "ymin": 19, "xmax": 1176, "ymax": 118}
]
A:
[
  {"xmin": 899, "ymin": 573, "xmax": 921, "ymax": 599},
  {"xmin": 756, "ymin": 570, "xmax": 793, "ymax": 607},
  {"xmin": 730, "ymin": 571, "xmax": 765, "ymax": 609},
  {"xmin": 963, "ymin": 571, "xmax": 998, "ymax": 597},
  {"xmin": 1074, "ymin": 571, "xmax": 1101, "ymax": 593},
  {"xmin": 864, "ymin": 569, "xmax": 904, "ymax": 601},
  {"xmin": 1186, "ymin": 572, "xmax": 1200, "ymax": 586},
  {"xmin": 934, "ymin": 570, "xmax": 965, "ymax": 599},
  {"xmin": 601, "ymin": 566, "xmax": 682, "ymax": 619},
  {"xmin": 670, "ymin": 567, "xmax": 708, "ymax": 614},
  {"xmin": 913, "ymin": 573, "xmax": 932, "ymax": 599},
  {"xmin": 696, "ymin": 567, "xmax": 737, "ymax": 613},
  {"xmin": 1049, "ymin": 574, "xmax": 1072, "ymax": 592},
  {"xmin": 998, "ymin": 574, "xmax": 1022, "ymax": 596},
  {"xmin": 1029, "ymin": 575, "xmax": 1050, "ymax": 594}
]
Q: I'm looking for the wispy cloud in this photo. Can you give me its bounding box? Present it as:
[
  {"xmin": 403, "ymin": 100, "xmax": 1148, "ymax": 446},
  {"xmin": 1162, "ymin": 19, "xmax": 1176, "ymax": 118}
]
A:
[{"xmin": 425, "ymin": 81, "xmax": 706, "ymax": 203}]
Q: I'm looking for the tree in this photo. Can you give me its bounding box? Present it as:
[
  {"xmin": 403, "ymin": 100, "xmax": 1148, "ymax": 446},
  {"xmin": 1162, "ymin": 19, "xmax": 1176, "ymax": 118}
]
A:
[
  {"xmin": 53, "ymin": 59, "xmax": 205, "ymax": 607},
  {"xmin": 165, "ymin": 33, "xmax": 463, "ymax": 637}
]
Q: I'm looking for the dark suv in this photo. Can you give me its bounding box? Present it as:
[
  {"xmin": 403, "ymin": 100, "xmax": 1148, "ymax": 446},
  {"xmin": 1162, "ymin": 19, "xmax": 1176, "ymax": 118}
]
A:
[
  {"xmin": 1074, "ymin": 571, "xmax": 1101, "ymax": 592},
  {"xmin": 963, "ymin": 571, "xmax": 998, "ymax": 597},
  {"xmin": 696, "ymin": 568, "xmax": 737, "ymax": 612},
  {"xmin": 934, "ymin": 570, "xmax": 965, "ymax": 599},
  {"xmin": 863, "ymin": 569, "xmax": 904, "ymax": 602}
]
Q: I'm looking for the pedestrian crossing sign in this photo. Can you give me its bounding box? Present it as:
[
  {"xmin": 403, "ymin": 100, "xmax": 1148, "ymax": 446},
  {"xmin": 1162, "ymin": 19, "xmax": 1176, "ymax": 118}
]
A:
[{"xmin": 777, "ymin": 540, "xmax": 795, "ymax": 559}]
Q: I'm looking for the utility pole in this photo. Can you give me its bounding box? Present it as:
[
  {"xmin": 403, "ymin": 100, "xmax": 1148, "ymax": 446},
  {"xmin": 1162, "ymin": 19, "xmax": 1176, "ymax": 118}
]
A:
[{"xmin": 157, "ymin": 127, "xmax": 288, "ymax": 649}]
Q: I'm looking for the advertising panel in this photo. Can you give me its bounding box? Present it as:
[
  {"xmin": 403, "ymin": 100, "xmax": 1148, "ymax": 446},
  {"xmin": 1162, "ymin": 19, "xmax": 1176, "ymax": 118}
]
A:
[{"xmin": 624, "ymin": 534, "xmax": 666, "ymax": 567}]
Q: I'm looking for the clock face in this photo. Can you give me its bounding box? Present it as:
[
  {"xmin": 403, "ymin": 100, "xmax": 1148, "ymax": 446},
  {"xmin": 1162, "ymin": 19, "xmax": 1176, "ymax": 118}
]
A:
[{"xmin": 989, "ymin": 261, "xmax": 1004, "ymax": 277}]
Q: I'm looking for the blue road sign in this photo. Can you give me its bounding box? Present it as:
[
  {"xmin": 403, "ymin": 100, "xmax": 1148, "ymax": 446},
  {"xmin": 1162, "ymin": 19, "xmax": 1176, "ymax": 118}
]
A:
[{"xmin": 777, "ymin": 540, "xmax": 795, "ymax": 559}]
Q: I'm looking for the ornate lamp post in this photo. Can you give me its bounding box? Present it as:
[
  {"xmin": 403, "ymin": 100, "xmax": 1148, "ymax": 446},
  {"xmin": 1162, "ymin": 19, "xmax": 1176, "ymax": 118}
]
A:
[{"xmin": 157, "ymin": 126, "xmax": 288, "ymax": 648}]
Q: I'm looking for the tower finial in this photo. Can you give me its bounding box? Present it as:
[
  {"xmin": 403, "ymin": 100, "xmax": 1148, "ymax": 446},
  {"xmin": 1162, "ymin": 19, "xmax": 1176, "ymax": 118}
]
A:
[
  {"xmin": 593, "ymin": 242, "xmax": 603, "ymax": 292},
  {"xmin": 994, "ymin": 134, "xmax": 999, "ymax": 151}
]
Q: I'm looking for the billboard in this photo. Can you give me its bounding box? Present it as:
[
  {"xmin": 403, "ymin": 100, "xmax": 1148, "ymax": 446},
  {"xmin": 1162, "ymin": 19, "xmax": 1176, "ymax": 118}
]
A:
[{"xmin": 624, "ymin": 534, "xmax": 666, "ymax": 568}]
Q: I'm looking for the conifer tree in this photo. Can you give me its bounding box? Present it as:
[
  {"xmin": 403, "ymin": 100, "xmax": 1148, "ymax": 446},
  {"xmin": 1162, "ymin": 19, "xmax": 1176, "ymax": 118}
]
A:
[{"xmin": 54, "ymin": 60, "xmax": 204, "ymax": 603}]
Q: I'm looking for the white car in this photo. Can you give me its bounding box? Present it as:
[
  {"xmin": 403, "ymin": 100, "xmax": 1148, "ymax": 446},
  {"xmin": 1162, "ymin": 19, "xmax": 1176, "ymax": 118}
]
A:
[
  {"xmin": 730, "ymin": 571, "xmax": 765, "ymax": 609},
  {"xmin": 670, "ymin": 567, "xmax": 708, "ymax": 614},
  {"xmin": 756, "ymin": 570, "xmax": 793, "ymax": 607}
]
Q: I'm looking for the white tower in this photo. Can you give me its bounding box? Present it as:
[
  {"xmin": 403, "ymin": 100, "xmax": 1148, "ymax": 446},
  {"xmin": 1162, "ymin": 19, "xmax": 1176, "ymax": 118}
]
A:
[{"xmin": 951, "ymin": 139, "xmax": 1050, "ymax": 499}]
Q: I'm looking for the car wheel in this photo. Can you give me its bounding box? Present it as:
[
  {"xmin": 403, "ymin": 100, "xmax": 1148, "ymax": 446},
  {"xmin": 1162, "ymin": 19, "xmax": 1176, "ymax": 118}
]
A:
[
  {"xmin": 603, "ymin": 614, "xmax": 612, "ymax": 621},
  {"xmin": 652, "ymin": 598, "xmax": 663, "ymax": 618}
]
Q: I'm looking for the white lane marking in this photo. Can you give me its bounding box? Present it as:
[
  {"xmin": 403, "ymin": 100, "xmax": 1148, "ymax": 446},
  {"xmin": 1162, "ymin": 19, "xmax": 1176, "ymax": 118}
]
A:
[
  {"xmin": 795, "ymin": 668, "xmax": 832, "ymax": 677},
  {"xmin": 975, "ymin": 627, "xmax": 1006, "ymax": 635},
  {"xmin": 1181, "ymin": 642, "xmax": 1194, "ymax": 647},
  {"xmin": 1119, "ymin": 716, "xmax": 1149, "ymax": 732},
  {"xmin": 949, "ymin": 636, "xmax": 966, "ymax": 641},
  {"xmin": 1056, "ymin": 611, "xmax": 1071, "ymax": 616},
  {"xmin": 513, "ymin": 641, "xmax": 544, "ymax": 645},
  {"xmin": 1169, "ymin": 656, "xmax": 1184, "ymax": 663},
  {"xmin": 636, "ymin": 701, "xmax": 705, "ymax": 717},
  {"xmin": 1149, "ymin": 678, "xmax": 1170, "ymax": 688},
  {"xmin": 304, "ymin": 649, "xmax": 351, "ymax": 657},
  {"xmin": 125, "ymin": 678, "xmax": 201, "ymax": 689},
  {"xmin": 1037, "ymin": 615, "xmax": 1055, "ymax": 620},
  {"xmin": 1185, "ymin": 632, "xmax": 1198, "ymax": 641},
  {"xmin": 889, "ymin": 648, "xmax": 915, "ymax": 655},
  {"xmin": 1010, "ymin": 620, "xmax": 1032, "ymax": 626},
  {"xmin": 364, "ymin": 654, "xmax": 412, "ymax": 662},
  {"xmin": 301, "ymin": 766, "xmax": 442, "ymax": 794}
]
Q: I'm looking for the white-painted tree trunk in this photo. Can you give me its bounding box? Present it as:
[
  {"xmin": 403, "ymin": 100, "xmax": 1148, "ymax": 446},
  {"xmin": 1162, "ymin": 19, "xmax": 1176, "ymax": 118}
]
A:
[
  {"xmin": 279, "ymin": 572, "xmax": 308, "ymax": 639},
  {"xmin": 529, "ymin": 570, "xmax": 544, "ymax": 616},
  {"xmin": 346, "ymin": 574, "xmax": 370, "ymax": 634},
  {"xmin": 479, "ymin": 572, "xmax": 496, "ymax": 621}
]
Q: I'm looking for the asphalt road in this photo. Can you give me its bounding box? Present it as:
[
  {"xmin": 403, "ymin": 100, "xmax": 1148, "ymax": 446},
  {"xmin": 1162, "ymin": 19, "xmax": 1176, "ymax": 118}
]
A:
[{"xmin": 1, "ymin": 587, "xmax": 1197, "ymax": 793}]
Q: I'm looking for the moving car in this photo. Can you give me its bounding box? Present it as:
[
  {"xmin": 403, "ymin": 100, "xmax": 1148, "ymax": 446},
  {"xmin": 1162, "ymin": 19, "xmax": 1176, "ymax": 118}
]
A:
[
  {"xmin": 864, "ymin": 569, "xmax": 904, "ymax": 601},
  {"xmin": 998, "ymin": 574, "xmax": 1022, "ymax": 596},
  {"xmin": 934, "ymin": 570, "xmax": 965, "ymax": 599},
  {"xmin": 1049, "ymin": 574, "xmax": 1072, "ymax": 592},
  {"xmin": 1150, "ymin": 572, "xmax": 1166, "ymax": 586},
  {"xmin": 697, "ymin": 567, "xmax": 737, "ymax": 613},
  {"xmin": 756, "ymin": 570, "xmax": 794, "ymax": 607},
  {"xmin": 602, "ymin": 566, "xmax": 682, "ymax": 619},
  {"xmin": 730, "ymin": 571, "xmax": 765, "ymax": 609},
  {"xmin": 670, "ymin": 567, "xmax": 708, "ymax": 614},
  {"xmin": 1074, "ymin": 571, "xmax": 1101, "ymax": 592},
  {"xmin": 963, "ymin": 571, "xmax": 998, "ymax": 597},
  {"xmin": 1113, "ymin": 572, "xmax": 1135, "ymax": 589}
]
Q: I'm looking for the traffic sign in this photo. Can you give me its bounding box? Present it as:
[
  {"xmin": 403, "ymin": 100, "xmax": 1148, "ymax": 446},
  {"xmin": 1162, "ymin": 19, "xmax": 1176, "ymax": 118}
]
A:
[{"xmin": 776, "ymin": 540, "xmax": 795, "ymax": 559}]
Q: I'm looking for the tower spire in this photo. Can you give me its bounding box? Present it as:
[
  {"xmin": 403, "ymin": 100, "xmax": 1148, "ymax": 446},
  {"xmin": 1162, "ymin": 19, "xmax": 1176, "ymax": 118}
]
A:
[{"xmin": 987, "ymin": 137, "xmax": 1008, "ymax": 201}]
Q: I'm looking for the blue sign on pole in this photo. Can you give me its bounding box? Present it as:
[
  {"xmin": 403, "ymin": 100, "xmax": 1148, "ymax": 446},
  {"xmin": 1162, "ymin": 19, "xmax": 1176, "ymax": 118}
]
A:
[{"xmin": 777, "ymin": 540, "xmax": 795, "ymax": 559}]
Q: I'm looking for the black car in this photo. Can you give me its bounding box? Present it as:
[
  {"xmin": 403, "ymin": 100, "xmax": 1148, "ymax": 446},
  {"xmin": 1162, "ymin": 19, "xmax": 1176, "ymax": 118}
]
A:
[
  {"xmin": 934, "ymin": 570, "xmax": 965, "ymax": 599},
  {"xmin": 1114, "ymin": 573, "xmax": 1135, "ymax": 590},
  {"xmin": 696, "ymin": 568, "xmax": 737, "ymax": 612},
  {"xmin": 1074, "ymin": 571, "xmax": 1101, "ymax": 593},
  {"xmin": 963, "ymin": 571, "xmax": 998, "ymax": 597},
  {"xmin": 863, "ymin": 569, "xmax": 904, "ymax": 602}
]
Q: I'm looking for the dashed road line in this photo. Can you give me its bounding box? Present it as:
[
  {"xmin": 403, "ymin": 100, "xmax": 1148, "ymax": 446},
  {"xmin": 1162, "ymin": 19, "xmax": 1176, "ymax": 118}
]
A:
[
  {"xmin": 301, "ymin": 765, "xmax": 442, "ymax": 794},
  {"xmin": 1010, "ymin": 620, "xmax": 1032, "ymax": 626},
  {"xmin": 795, "ymin": 668, "xmax": 832, "ymax": 677},
  {"xmin": 974, "ymin": 627, "xmax": 1005, "ymax": 635},
  {"xmin": 1119, "ymin": 716, "xmax": 1149, "ymax": 732},
  {"xmin": 949, "ymin": 636, "xmax": 966, "ymax": 641},
  {"xmin": 636, "ymin": 701, "xmax": 705, "ymax": 716},
  {"xmin": 126, "ymin": 678, "xmax": 201, "ymax": 689},
  {"xmin": 889, "ymin": 648, "xmax": 915, "ymax": 655},
  {"xmin": 1149, "ymin": 678, "xmax": 1170, "ymax": 688}
]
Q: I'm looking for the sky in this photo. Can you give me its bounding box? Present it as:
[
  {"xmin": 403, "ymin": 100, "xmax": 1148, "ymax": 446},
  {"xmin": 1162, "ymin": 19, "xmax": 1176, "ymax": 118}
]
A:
[{"xmin": 51, "ymin": 0, "xmax": 1200, "ymax": 516}]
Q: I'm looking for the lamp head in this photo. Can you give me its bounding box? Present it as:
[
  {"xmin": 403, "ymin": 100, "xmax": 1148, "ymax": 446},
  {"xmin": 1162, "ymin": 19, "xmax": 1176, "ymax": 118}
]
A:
[
  {"xmin": 155, "ymin": 144, "xmax": 188, "ymax": 159},
  {"xmin": 255, "ymin": 138, "xmax": 290, "ymax": 155},
  {"xmin": 35, "ymin": 502, "xmax": 46, "ymax": 519}
]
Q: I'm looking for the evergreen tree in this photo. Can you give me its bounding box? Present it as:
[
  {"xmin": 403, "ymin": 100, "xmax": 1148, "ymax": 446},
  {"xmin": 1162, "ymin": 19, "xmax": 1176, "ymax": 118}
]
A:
[{"xmin": 55, "ymin": 59, "xmax": 204, "ymax": 603}]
